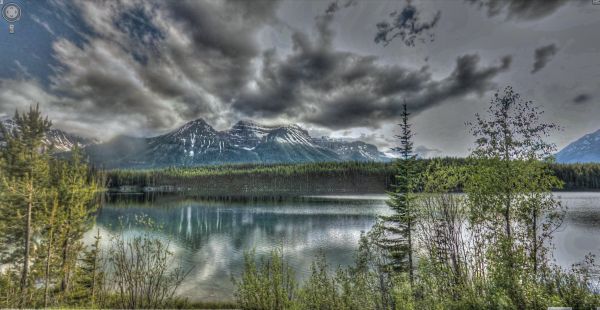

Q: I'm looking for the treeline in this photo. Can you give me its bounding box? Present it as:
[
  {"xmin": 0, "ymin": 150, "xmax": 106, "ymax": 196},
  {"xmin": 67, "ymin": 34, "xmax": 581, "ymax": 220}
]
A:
[
  {"xmin": 549, "ymin": 163, "xmax": 600, "ymax": 190},
  {"xmin": 105, "ymin": 161, "xmax": 395, "ymax": 198},
  {"xmin": 103, "ymin": 159, "xmax": 600, "ymax": 197}
]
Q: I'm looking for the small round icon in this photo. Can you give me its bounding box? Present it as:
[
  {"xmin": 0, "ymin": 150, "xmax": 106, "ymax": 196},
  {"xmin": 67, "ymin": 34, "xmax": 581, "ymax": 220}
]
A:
[{"xmin": 2, "ymin": 3, "xmax": 21, "ymax": 23}]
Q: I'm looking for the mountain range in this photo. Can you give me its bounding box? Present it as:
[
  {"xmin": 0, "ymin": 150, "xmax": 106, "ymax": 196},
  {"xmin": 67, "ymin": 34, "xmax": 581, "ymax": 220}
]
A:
[
  {"xmin": 4, "ymin": 117, "xmax": 600, "ymax": 165},
  {"xmin": 1, "ymin": 118, "xmax": 389, "ymax": 168},
  {"xmin": 555, "ymin": 129, "xmax": 600, "ymax": 163}
]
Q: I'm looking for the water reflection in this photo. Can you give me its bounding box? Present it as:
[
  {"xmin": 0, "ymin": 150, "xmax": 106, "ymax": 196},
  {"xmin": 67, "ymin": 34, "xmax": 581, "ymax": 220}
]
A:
[
  {"xmin": 552, "ymin": 193, "xmax": 600, "ymax": 270},
  {"xmin": 86, "ymin": 193, "xmax": 600, "ymax": 302},
  {"xmin": 90, "ymin": 195, "xmax": 390, "ymax": 301}
]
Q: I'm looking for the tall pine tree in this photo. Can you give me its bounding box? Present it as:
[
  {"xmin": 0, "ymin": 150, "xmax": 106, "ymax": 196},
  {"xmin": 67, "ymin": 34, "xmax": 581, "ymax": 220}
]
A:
[
  {"xmin": 0, "ymin": 106, "xmax": 99, "ymax": 307},
  {"xmin": 377, "ymin": 103, "xmax": 418, "ymax": 286},
  {"xmin": 0, "ymin": 105, "xmax": 52, "ymax": 306},
  {"xmin": 51, "ymin": 146, "xmax": 99, "ymax": 298}
]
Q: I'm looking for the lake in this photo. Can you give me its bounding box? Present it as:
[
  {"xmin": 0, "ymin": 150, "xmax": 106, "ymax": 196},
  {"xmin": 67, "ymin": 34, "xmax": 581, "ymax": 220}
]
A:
[{"xmin": 85, "ymin": 192, "xmax": 600, "ymax": 302}]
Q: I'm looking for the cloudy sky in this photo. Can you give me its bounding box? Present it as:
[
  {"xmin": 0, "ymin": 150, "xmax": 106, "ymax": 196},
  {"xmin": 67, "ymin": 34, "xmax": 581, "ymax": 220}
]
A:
[{"xmin": 0, "ymin": 0, "xmax": 598, "ymax": 157}]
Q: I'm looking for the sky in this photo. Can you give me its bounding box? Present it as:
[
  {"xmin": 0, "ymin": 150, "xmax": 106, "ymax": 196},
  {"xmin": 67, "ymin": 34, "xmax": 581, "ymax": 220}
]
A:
[{"xmin": 0, "ymin": 0, "xmax": 598, "ymax": 157}]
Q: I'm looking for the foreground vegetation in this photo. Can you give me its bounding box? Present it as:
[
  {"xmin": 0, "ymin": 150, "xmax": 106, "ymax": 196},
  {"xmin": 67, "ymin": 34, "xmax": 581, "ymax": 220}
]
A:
[
  {"xmin": 234, "ymin": 87, "xmax": 600, "ymax": 309},
  {"xmin": 0, "ymin": 107, "xmax": 223, "ymax": 309}
]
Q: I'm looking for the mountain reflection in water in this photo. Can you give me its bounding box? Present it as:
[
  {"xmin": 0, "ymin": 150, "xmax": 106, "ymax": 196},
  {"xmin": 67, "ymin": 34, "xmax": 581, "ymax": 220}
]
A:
[
  {"xmin": 89, "ymin": 194, "xmax": 389, "ymax": 301},
  {"xmin": 85, "ymin": 193, "xmax": 600, "ymax": 302}
]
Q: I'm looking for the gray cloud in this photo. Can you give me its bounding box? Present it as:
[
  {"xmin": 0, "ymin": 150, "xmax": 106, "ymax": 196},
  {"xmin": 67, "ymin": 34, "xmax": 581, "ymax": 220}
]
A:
[
  {"xmin": 3, "ymin": 0, "xmax": 282, "ymax": 137},
  {"xmin": 414, "ymin": 145, "xmax": 442, "ymax": 159},
  {"xmin": 466, "ymin": 0, "xmax": 585, "ymax": 21},
  {"xmin": 162, "ymin": 0, "xmax": 280, "ymax": 102},
  {"xmin": 0, "ymin": 0, "xmax": 512, "ymax": 139},
  {"xmin": 573, "ymin": 93, "xmax": 592, "ymax": 104},
  {"xmin": 308, "ymin": 54, "xmax": 510, "ymax": 129},
  {"xmin": 5, "ymin": 0, "xmax": 586, "ymax": 155},
  {"xmin": 531, "ymin": 44, "xmax": 559, "ymax": 74},
  {"xmin": 374, "ymin": 4, "xmax": 441, "ymax": 47},
  {"xmin": 325, "ymin": 0, "xmax": 357, "ymax": 15},
  {"xmin": 232, "ymin": 11, "xmax": 511, "ymax": 130}
]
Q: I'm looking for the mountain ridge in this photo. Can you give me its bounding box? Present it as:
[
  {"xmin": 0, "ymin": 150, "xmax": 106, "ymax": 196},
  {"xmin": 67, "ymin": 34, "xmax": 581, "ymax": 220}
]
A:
[
  {"xmin": 0, "ymin": 117, "xmax": 391, "ymax": 167},
  {"xmin": 555, "ymin": 128, "xmax": 600, "ymax": 163},
  {"xmin": 84, "ymin": 118, "xmax": 391, "ymax": 168}
]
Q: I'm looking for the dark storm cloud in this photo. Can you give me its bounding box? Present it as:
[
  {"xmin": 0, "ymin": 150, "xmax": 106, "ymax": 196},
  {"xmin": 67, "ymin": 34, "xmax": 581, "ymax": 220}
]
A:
[
  {"xmin": 325, "ymin": 0, "xmax": 357, "ymax": 15},
  {"xmin": 374, "ymin": 4, "xmax": 441, "ymax": 47},
  {"xmin": 531, "ymin": 44, "xmax": 559, "ymax": 74},
  {"xmin": 466, "ymin": 0, "xmax": 585, "ymax": 21},
  {"xmin": 232, "ymin": 12, "xmax": 511, "ymax": 129},
  {"xmin": 13, "ymin": 0, "xmax": 282, "ymax": 136},
  {"xmin": 162, "ymin": 0, "xmax": 280, "ymax": 102},
  {"xmin": 307, "ymin": 54, "xmax": 511, "ymax": 128},
  {"xmin": 0, "ymin": 0, "xmax": 521, "ymax": 142},
  {"xmin": 573, "ymin": 94, "xmax": 592, "ymax": 104}
]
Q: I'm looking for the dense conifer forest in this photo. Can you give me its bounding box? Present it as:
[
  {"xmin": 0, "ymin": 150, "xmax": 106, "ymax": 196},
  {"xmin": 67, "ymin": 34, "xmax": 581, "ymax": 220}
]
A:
[{"xmin": 103, "ymin": 160, "xmax": 600, "ymax": 198}]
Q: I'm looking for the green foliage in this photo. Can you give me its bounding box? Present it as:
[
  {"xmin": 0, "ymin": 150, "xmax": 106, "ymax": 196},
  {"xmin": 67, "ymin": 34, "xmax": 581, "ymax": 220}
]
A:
[
  {"xmin": 3, "ymin": 95, "xmax": 600, "ymax": 309},
  {"xmin": 0, "ymin": 106, "xmax": 100, "ymax": 308},
  {"xmin": 378, "ymin": 103, "xmax": 419, "ymax": 282},
  {"xmin": 232, "ymin": 87, "xmax": 600, "ymax": 310},
  {"xmin": 68, "ymin": 229, "xmax": 105, "ymax": 307},
  {"xmin": 298, "ymin": 256, "xmax": 339, "ymax": 309},
  {"xmin": 234, "ymin": 249, "xmax": 299, "ymax": 310},
  {"xmin": 105, "ymin": 161, "xmax": 395, "ymax": 200},
  {"xmin": 105, "ymin": 215, "xmax": 191, "ymax": 309},
  {"xmin": 235, "ymin": 231, "xmax": 423, "ymax": 310},
  {"xmin": 229, "ymin": 160, "xmax": 598, "ymax": 310},
  {"xmin": 0, "ymin": 105, "xmax": 53, "ymax": 306},
  {"xmin": 465, "ymin": 87, "xmax": 565, "ymax": 306}
]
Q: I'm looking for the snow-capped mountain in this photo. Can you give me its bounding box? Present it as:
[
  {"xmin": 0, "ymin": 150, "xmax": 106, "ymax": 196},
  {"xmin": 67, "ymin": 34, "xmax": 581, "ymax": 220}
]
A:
[
  {"xmin": 256, "ymin": 126, "xmax": 340, "ymax": 163},
  {"xmin": 0, "ymin": 118, "xmax": 97, "ymax": 152},
  {"xmin": 555, "ymin": 129, "xmax": 600, "ymax": 163},
  {"xmin": 44, "ymin": 129, "xmax": 98, "ymax": 152},
  {"xmin": 140, "ymin": 119, "xmax": 259, "ymax": 166},
  {"xmin": 227, "ymin": 120, "xmax": 272, "ymax": 149},
  {"xmin": 313, "ymin": 137, "xmax": 389, "ymax": 162},
  {"xmin": 84, "ymin": 119, "xmax": 390, "ymax": 168},
  {"xmin": 264, "ymin": 125, "xmax": 314, "ymax": 145}
]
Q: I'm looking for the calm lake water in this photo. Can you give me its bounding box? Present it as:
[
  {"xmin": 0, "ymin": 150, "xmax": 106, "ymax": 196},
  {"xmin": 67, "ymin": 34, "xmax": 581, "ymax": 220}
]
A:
[{"xmin": 85, "ymin": 192, "xmax": 600, "ymax": 302}]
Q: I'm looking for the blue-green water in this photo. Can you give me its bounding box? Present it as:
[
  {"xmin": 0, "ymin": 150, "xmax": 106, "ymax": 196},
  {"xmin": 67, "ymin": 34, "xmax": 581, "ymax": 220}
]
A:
[{"xmin": 86, "ymin": 192, "xmax": 600, "ymax": 302}]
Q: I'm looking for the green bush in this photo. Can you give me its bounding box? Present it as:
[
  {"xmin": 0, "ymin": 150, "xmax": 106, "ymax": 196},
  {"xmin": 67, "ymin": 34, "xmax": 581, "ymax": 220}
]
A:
[{"xmin": 234, "ymin": 249, "xmax": 299, "ymax": 310}]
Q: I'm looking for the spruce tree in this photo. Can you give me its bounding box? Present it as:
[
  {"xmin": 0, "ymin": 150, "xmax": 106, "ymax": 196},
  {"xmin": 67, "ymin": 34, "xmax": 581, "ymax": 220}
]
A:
[
  {"xmin": 70, "ymin": 229, "xmax": 104, "ymax": 307},
  {"xmin": 51, "ymin": 146, "xmax": 98, "ymax": 297},
  {"xmin": 0, "ymin": 105, "xmax": 52, "ymax": 306},
  {"xmin": 377, "ymin": 103, "xmax": 418, "ymax": 286},
  {"xmin": 0, "ymin": 106, "xmax": 99, "ymax": 307},
  {"xmin": 42, "ymin": 195, "xmax": 60, "ymax": 308}
]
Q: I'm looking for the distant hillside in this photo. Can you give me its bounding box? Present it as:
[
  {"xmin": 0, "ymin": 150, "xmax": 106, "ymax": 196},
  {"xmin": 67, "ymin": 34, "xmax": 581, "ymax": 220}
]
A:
[{"xmin": 556, "ymin": 129, "xmax": 600, "ymax": 163}]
